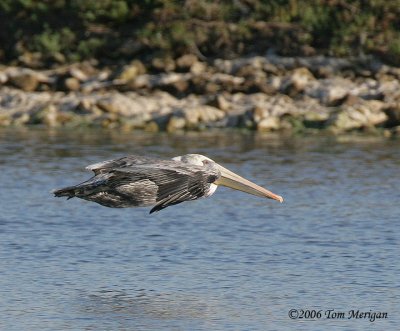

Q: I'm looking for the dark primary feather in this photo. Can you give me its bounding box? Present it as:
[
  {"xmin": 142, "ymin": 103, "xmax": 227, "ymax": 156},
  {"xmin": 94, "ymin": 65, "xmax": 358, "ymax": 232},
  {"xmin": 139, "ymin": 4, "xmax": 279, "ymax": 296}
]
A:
[{"xmin": 54, "ymin": 155, "xmax": 220, "ymax": 213}]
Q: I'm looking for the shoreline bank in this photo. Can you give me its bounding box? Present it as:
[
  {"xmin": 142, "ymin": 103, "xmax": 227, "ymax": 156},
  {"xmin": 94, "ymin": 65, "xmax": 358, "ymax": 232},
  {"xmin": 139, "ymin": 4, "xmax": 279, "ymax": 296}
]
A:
[{"xmin": 1, "ymin": 55, "xmax": 400, "ymax": 137}]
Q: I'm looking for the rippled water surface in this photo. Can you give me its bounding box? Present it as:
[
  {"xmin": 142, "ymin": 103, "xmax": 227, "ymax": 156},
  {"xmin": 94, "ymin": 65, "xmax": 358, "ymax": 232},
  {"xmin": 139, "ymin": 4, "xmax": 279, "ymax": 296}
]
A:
[{"xmin": 1, "ymin": 128, "xmax": 399, "ymax": 330}]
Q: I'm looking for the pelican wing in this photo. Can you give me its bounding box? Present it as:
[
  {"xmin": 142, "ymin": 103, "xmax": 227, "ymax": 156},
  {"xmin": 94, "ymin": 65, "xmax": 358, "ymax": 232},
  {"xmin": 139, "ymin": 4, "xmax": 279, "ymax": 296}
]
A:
[
  {"xmin": 150, "ymin": 170, "xmax": 216, "ymax": 213},
  {"xmin": 112, "ymin": 164, "xmax": 219, "ymax": 213},
  {"xmin": 86, "ymin": 155, "xmax": 161, "ymax": 175}
]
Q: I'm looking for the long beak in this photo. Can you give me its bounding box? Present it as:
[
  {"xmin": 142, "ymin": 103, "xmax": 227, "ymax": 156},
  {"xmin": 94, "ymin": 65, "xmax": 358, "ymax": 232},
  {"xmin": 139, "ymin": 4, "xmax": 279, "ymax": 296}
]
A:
[{"xmin": 214, "ymin": 165, "xmax": 283, "ymax": 203}]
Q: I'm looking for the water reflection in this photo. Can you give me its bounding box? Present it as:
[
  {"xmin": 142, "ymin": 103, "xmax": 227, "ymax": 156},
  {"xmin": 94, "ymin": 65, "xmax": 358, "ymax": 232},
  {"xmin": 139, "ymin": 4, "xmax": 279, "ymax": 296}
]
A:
[{"xmin": 81, "ymin": 289, "xmax": 217, "ymax": 319}]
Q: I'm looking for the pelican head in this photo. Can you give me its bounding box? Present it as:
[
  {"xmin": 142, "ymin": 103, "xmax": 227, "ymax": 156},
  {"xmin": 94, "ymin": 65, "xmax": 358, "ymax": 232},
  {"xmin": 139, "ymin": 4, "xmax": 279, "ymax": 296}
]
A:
[{"xmin": 173, "ymin": 154, "xmax": 283, "ymax": 203}]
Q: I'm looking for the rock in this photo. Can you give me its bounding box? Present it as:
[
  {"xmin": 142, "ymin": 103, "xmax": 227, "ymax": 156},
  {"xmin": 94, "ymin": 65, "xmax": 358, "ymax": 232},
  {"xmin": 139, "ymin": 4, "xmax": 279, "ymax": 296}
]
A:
[
  {"xmin": 165, "ymin": 78, "xmax": 189, "ymax": 94},
  {"xmin": 132, "ymin": 72, "xmax": 192, "ymax": 91},
  {"xmin": 97, "ymin": 94, "xmax": 145, "ymax": 117},
  {"xmin": 9, "ymin": 71, "xmax": 39, "ymax": 91},
  {"xmin": 182, "ymin": 105, "xmax": 225, "ymax": 127},
  {"xmin": 341, "ymin": 94, "xmax": 361, "ymax": 106},
  {"xmin": 73, "ymin": 98, "xmax": 101, "ymax": 116},
  {"xmin": 305, "ymin": 77, "xmax": 355, "ymax": 105},
  {"xmin": 31, "ymin": 105, "xmax": 59, "ymax": 126},
  {"xmin": 215, "ymin": 94, "xmax": 231, "ymax": 112},
  {"xmin": 167, "ymin": 115, "xmax": 186, "ymax": 132},
  {"xmin": 327, "ymin": 100, "xmax": 388, "ymax": 131},
  {"xmin": 159, "ymin": 73, "xmax": 192, "ymax": 86},
  {"xmin": 0, "ymin": 71, "xmax": 8, "ymax": 84},
  {"xmin": 176, "ymin": 54, "xmax": 198, "ymax": 70},
  {"xmin": 255, "ymin": 94, "xmax": 299, "ymax": 118},
  {"xmin": 152, "ymin": 57, "xmax": 176, "ymax": 72},
  {"xmin": 262, "ymin": 61, "xmax": 280, "ymax": 75},
  {"xmin": 267, "ymin": 76, "xmax": 282, "ymax": 91},
  {"xmin": 69, "ymin": 67, "xmax": 89, "ymax": 81},
  {"xmin": 280, "ymin": 67, "xmax": 315, "ymax": 96},
  {"xmin": 211, "ymin": 73, "xmax": 245, "ymax": 87},
  {"xmin": 0, "ymin": 113, "xmax": 12, "ymax": 126},
  {"xmin": 257, "ymin": 117, "xmax": 280, "ymax": 131},
  {"xmin": 213, "ymin": 59, "xmax": 234, "ymax": 74},
  {"xmin": 64, "ymin": 77, "xmax": 80, "ymax": 91},
  {"xmin": 144, "ymin": 121, "xmax": 159, "ymax": 132},
  {"xmin": 18, "ymin": 52, "xmax": 43, "ymax": 68},
  {"xmin": 197, "ymin": 105, "xmax": 225, "ymax": 122},
  {"xmin": 190, "ymin": 61, "xmax": 207, "ymax": 75},
  {"xmin": 13, "ymin": 112, "xmax": 31, "ymax": 126},
  {"xmin": 116, "ymin": 60, "xmax": 146, "ymax": 82},
  {"xmin": 205, "ymin": 82, "xmax": 220, "ymax": 94},
  {"xmin": 129, "ymin": 74, "xmax": 152, "ymax": 89}
]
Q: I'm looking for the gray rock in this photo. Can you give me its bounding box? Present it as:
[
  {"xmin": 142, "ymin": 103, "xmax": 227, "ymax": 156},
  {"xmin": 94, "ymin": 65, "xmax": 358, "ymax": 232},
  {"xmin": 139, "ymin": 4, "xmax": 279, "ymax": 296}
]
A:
[
  {"xmin": 305, "ymin": 77, "xmax": 355, "ymax": 105},
  {"xmin": 280, "ymin": 67, "xmax": 315, "ymax": 95},
  {"xmin": 97, "ymin": 93, "xmax": 149, "ymax": 117},
  {"xmin": 327, "ymin": 100, "xmax": 388, "ymax": 131},
  {"xmin": 187, "ymin": 105, "xmax": 225, "ymax": 124}
]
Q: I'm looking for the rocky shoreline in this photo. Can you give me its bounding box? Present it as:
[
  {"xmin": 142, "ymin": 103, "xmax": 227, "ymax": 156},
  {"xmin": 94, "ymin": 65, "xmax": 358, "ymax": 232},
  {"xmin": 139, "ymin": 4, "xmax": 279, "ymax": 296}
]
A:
[{"xmin": 1, "ymin": 55, "xmax": 400, "ymax": 137}]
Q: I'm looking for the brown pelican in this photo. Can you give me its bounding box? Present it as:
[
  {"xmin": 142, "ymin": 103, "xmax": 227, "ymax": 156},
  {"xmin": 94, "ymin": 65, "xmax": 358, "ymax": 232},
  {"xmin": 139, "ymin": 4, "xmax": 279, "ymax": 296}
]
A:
[{"xmin": 53, "ymin": 154, "xmax": 283, "ymax": 213}]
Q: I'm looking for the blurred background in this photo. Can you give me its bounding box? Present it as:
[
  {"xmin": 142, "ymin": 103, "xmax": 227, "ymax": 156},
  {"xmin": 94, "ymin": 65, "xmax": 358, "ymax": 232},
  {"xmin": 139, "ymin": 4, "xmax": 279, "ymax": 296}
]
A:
[{"xmin": 1, "ymin": 2, "xmax": 399, "ymax": 331}]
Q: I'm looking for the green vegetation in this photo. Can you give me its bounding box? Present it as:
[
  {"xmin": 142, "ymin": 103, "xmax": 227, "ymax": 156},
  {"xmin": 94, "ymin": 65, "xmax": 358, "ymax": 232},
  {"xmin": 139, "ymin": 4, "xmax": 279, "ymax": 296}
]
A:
[{"xmin": 1, "ymin": 0, "xmax": 400, "ymax": 66}]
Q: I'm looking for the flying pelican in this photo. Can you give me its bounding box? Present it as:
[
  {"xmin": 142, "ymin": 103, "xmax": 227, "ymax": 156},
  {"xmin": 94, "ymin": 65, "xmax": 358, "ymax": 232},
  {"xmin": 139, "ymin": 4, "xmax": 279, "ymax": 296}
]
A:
[{"xmin": 53, "ymin": 154, "xmax": 283, "ymax": 213}]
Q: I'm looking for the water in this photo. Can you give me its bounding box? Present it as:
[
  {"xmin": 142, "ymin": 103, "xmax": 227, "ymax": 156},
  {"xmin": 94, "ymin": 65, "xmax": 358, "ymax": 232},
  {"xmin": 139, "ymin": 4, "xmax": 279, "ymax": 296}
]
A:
[{"xmin": 0, "ymin": 128, "xmax": 399, "ymax": 330}]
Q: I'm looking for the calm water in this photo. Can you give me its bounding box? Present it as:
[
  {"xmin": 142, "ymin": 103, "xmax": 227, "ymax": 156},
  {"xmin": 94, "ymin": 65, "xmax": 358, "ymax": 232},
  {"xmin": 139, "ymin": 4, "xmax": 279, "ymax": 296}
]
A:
[{"xmin": 0, "ymin": 128, "xmax": 399, "ymax": 331}]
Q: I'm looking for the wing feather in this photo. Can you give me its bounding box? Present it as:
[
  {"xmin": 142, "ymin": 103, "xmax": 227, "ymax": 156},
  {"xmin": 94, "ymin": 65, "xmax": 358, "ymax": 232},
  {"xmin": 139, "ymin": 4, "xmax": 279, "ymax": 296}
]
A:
[
  {"xmin": 86, "ymin": 155, "xmax": 162, "ymax": 175},
  {"xmin": 149, "ymin": 171, "xmax": 216, "ymax": 213},
  {"xmin": 111, "ymin": 166, "xmax": 218, "ymax": 213}
]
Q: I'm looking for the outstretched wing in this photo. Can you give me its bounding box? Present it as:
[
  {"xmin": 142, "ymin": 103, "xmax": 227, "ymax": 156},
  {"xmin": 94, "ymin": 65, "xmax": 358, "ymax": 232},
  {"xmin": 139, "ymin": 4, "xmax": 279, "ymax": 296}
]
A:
[
  {"xmin": 112, "ymin": 164, "xmax": 220, "ymax": 213},
  {"xmin": 86, "ymin": 155, "xmax": 162, "ymax": 175}
]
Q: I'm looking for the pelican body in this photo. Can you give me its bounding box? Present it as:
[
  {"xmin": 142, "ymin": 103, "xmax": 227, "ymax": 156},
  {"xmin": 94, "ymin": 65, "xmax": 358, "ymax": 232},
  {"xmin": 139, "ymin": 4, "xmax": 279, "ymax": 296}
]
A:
[{"xmin": 53, "ymin": 154, "xmax": 283, "ymax": 213}]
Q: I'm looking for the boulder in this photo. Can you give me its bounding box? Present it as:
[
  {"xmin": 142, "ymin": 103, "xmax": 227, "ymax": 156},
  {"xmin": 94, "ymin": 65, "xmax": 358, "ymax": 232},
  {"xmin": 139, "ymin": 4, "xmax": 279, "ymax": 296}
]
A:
[
  {"xmin": 152, "ymin": 57, "xmax": 176, "ymax": 72},
  {"xmin": 305, "ymin": 77, "xmax": 355, "ymax": 105},
  {"xmin": 280, "ymin": 67, "xmax": 315, "ymax": 96},
  {"xmin": 176, "ymin": 54, "xmax": 198, "ymax": 70},
  {"xmin": 116, "ymin": 60, "xmax": 146, "ymax": 82},
  {"xmin": 190, "ymin": 61, "xmax": 208, "ymax": 75},
  {"xmin": 167, "ymin": 115, "xmax": 186, "ymax": 132},
  {"xmin": 327, "ymin": 100, "xmax": 388, "ymax": 131},
  {"xmin": 9, "ymin": 71, "xmax": 39, "ymax": 91},
  {"xmin": 97, "ymin": 94, "xmax": 145, "ymax": 117},
  {"xmin": 183, "ymin": 105, "xmax": 225, "ymax": 126},
  {"xmin": 69, "ymin": 67, "xmax": 89, "ymax": 81},
  {"xmin": 257, "ymin": 117, "xmax": 280, "ymax": 131},
  {"xmin": 64, "ymin": 77, "xmax": 80, "ymax": 91},
  {"xmin": 30, "ymin": 105, "xmax": 59, "ymax": 126}
]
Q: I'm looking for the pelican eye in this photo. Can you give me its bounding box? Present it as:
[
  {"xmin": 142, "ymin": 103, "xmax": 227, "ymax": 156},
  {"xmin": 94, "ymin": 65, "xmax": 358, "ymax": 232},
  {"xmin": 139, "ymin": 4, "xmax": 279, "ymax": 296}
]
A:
[{"xmin": 202, "ymin": 160, "xmax": 211, "ymax": 166}]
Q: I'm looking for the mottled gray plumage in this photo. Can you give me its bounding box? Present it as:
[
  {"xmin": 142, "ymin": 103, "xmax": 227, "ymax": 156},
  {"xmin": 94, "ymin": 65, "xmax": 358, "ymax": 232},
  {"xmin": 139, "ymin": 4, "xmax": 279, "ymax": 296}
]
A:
[{"xmin": 53, "ymin": 154, "xmax": 221, "ymax": 213}]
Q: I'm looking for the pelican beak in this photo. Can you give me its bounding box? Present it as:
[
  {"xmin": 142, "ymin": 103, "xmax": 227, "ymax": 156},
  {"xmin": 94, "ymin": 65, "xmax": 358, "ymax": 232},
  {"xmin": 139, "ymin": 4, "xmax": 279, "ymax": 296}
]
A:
[{"xmin": 214, "ymin": 165, "xmax": 283, "ymax": 203}]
